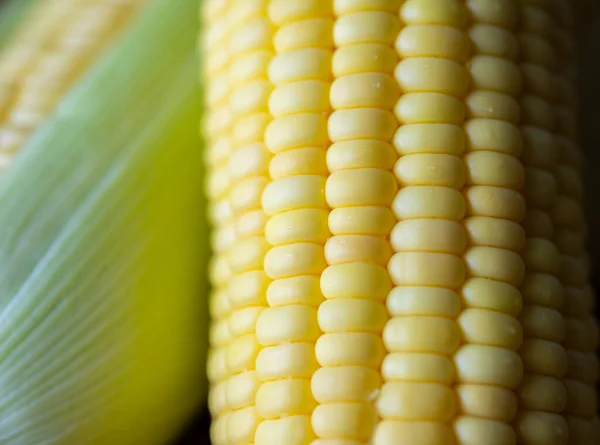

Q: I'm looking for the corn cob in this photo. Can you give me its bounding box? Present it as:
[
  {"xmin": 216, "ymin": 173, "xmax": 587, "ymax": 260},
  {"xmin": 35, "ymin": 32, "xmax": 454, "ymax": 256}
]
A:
[{"xmin": 201, "ymin": 1, "xmax": 600, "ymax": 444}]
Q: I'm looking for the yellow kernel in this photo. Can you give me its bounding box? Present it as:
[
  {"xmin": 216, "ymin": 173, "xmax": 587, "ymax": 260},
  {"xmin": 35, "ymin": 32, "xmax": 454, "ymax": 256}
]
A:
[
  {"xmin": 464, "ymin": 246, "xmax": 525, "ymax": 286},
  {"xmin": 229, "ymin": 50, "xmax": 272, "ymax": 87},
  {"xmin": 464, "ymin": 119, "xmax": 522, "ymax": 156},
  {"xmin": 387, "ymin": 286, "xmax": 462, "ymax": 318},
  {"xmin": 334, "ymin": 11, "xmax": 400, "ymax": 45},
  {"xmin": 518, "ymin": 33, "xmax": 555, "ymax": 68},
  {"xmin": 227, "ymin": 236, "xmax": 270, "ymax": 274},
  {"xmin": 255, "ymin": 415, "xmax": 315, "ymax": 445},
  {"xmin": 464, "ymin": 151, "xmax": 524, "ymax": 189},
  {"xmin": 563, "ymin": 286, "xmax": 593, "ymax": 320},
  {"xmin": 567, "ymin": 350, "xmax": 599, "ymax": 385},
  {"xmin": 521, "ymin": 94, "xmax": 555, "ymax": 130},
  {"xmin": 554, "ymin": 228, "xmax": 583, "ymax": 256},
  {"xmin": 401, "ymin": 0, "xmax": 468, "ymax": 28},
  {"xmin": 318, "ymin": 299, "xmax": 388, "ymax": 333},
  {"xmin": 551, "ymin": 196, "xmax": 583, "ymax": 229},
  {"xmin": 519, "ymin": 5, "xmax": 552, "ymax": 37},
  {"xmin": 326, "ymin": 169, "xmax": 397, "ymax": 207},
  {"xmin": 383, "ymin": 316, "xmax": 460, "ymax": 354},
  {"xmin": 256, "ymin": 342, "xmax": 318, "ymax": 381},
  {"xmin": 396, "ymin": 25, "xmax": 470, "ymax": 61},
  {"xmin": 391, "ymin": 219, "xmax": 466, "ymax": 254},
  {"xmin": 229, "ymin": 17, "xmax": 273, "ymax": 55},
  {"xmin": 517, "ymin": 374, "xmax": 567, "ymax": 413},
  {"xmin": 324, "ymin": 235, "xmax": 391, "ymax": 266},
  {"xmin": 262, "ymin": 175, "xmax": 327, "ymax": 216},
  {"xmin": 373, "ymin": 421, "xmax": 453, "ymax": 445},
  {"xmin": 520, "ymin": 338, "xmax": 568, "ymax": 378},
  {"xmin": 227, "ymin": 406, "xmax": 260, "ymax": 444},
  {"xmin": 454, "ymin": 344, "xmax": 523, "ymax": 388},
  {"xmin": 267, "ymin": 276, "xmax": 324, "ymax": 307},
  {"xmin": 269, "ymin": 147, "xmax": 328, "ymax": 179},
  {"xmin": 396, "ymin": 58, "xmax": 469, "ymax": 97},
  {"xmin": 521, "ymin": 63, "xmax": 554, "ymax": 101},
  {"xmin": 327, "ymin": 140, "xmax": 396, "ymax": 172},
  {"xmin": 264, "ymin": 243, "xmax": 326, "ymax": 279},
  {"xmin": 454, "ymin": 416, "xmax": 516, "ymax": 445},
  {"xmin": 522, "ymin": 209, "xmax": 553, "ymax": 239},
  {"xmin": 312, "ymin": 403, "xmax": 377, "ymax": 441},
  {"xmin": 522, "ymin": 167, "xmax": 557, "ymax": 209},
  {"xmin": 565, "ymin": 417, "xmax": 596, "ymax": 445},
  {"xmin": 334, "ymin": 0, "xmax": 402, "ymax": 14},
  {"xmin": 265, "ymin": 113, "xmax": 328, "ymax": 153},
  {"xmin": 227, "ymin": 334, "xmax": 261, "ymax": 373},
  {"xmin": 311, "ymin": 366, "xmax": 381, "ymax": 403},
  {"xmin": 464, "ymin": 216, "xmax": 525, "ymax": 252},
  {"xmin": 467, "ymin": 0, "xmax": 518, "ymax": 28},
  {"xmin": 229, "ymin": 306, "xmax": 265, "ymax": 337},
  {"xmin": 269, "ymin": 0, "xmax": 332, "ymax": 26},
  {"xmin": 564, "ymin": 318, "xmax": 593, "ymax": 352},
  {"xmin": 321, "ymin": 263, "xmax": 391, "ymax": 301},
  {"xmin": 316, "ymin": 332, "xmax": 384, "ymax": 367},
  {"xmin": 227, "ymin": 370, "xmax": 260, "ymax": 410},
  {"xmin": 230, "ymin": 176, "xmax": 269, "ymax": 214},
  {"xmin": 469, "ymin": 55, "xmax": 521, "ymax": 97},
  {"xmin": 465, "ymin": 91, "xmax": 520, "ymax": 123},
  {"xmin": 394, "ymin": 123, "xmax": 465, "ymax": 156},
  {"xmin": 333, "ymin": 43, "xmax": 398, "ymax": 76},
  {"xmin": 331, "ymin": 73, "xmax": 399, "ymax": 109},
  {"xmin": 520, "ymin": 273, "xmax": 563, "ymax": 309},
  {"xmin": 395, "ymin": 92, "xmax": 465, "ymax": 125},
  {"xmin": 256, "ymin": 379, "xmax": 316, "ymax": 419},
  {"xmin": 456, "ymin": 384, "xmax": 517, "ymax": 421},
  {"xmin": 393, "ymin": 186, "xmax": 466, "ymax": 220},
  {"xmin": 328, "ymin": 207, "xmax": 396, "ymax": 236},
  {"xmin": 266, "ymin": 209, "xmax": 330, "ymax": 245},
  {"xmin": 269, "ymin": 80, "xmax": 330, "ymax": 117},
  {"xmin": 329, "ymin": 108, "xmax": 397, "ymax": 142},
  {"xmin": 377, "ymin": 381, "xmax": 457, "ymax": 422},
  {"xmin": 381, "ymin": 353, "xmax": 455, "ymax": 384},
  {"xmin": 233, "ymin": 113, "xmax": 271, "ymax": 145},
  {"xmin": 236, "ymin": 209, "xmax": 268, "ymax": 238},
  {"xmin": 553, "ymin": 165, "xmax": 583, "ymax": 200},
  {"xmin": 465, "ymin": 186, "xmax": 525, "ymax": 221},
  {"xmin": 515, "ymin": 411, "xmax": 569, "ymax": 445},
  {"xmin": 211, "ymin": 319, "xmax": 231, "ymax": 348},
  {"xmin": 269, "ymin": 48, "xmax": 332, "ymax": 84},
  {"xmin": 389, "ymin": 252, "xmax": 465, "ymax": 288},
  {"xmin": 228, "ymin": 143, "xmax": 271, "ymax": 182},
  {"xmin": 522, "ymin": 237, "xmax": 560, "ymax": 274},
  {"xmin": 521, "ymin": 126, "xmax": 559, "ymax": 168},
  {"xmin": 395, "ymin": 153, "xmax": 465, "ymax": 188},
  {"xmin": 469, "ymin": 24, "xmax": 518, "ymax": 59},
  {"xmin": 458, "ymin": 308, "xmax": 522, "ymax": 350},
  {"xmin": 274, "ymin": 18, "xmax": 334, "ymax": 52}
]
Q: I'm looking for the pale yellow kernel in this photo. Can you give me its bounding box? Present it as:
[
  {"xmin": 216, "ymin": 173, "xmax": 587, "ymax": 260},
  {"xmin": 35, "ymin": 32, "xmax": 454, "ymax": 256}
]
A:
[
  {"xmin": 229, "ymin": 17, "xmax": 273, "ymax": 55},
  {"xmin": 228, "ymin": 143, "xmax": 271, "ymax": 182},
  {"xmin": 391, "ymin": 219, "xmax": 466, "ymax": 254},
  {"xmin": 325, "ymin": 235, "xmax": 391, "ymax": 266},
  {"xmin": 456, "ymin": 384, "xmax": 517, "ymax": 421},
  {"xmin": 264, "ymin": 243, "xmax": 326, "ymax": 279},
  {"xmin": 269, "ymin": 48, "xmax": 332, "ymax": 84},
  {"xmin": 514, "ymin": 411, "xmax": 569, "ymax": 445},
  {"xmin": 520, "ymin": 305, "xmax": 565, "ymax": 343},
  {"xmin": 269, "ymin": 0, "xmax": 332, "ymax": 26},
  {"xmin": 469, "ymin": 55, "xmax": 521, "ymax": 97},
  {"xmin": 262, "ymin": 175, "xmax": 327, "ymax": 216},
  {"xmin": 387, "ymin": 286, "xmax": 462, "ymax": 318},
  {"xmin": 454, "ymin": 344, "xmax": 523, "ymax": 388},
  {"xmin": 517, "ymin": 374, "xmax": 567, "ymax": 413},
  {"xmin": 397, "ymin": 25, "xmax": 470, "ymax": 62},
  {"xmin": 321, "ymin": 262, "xmax": 391, "ymax": 301},
  {"xmin": 256, "ymin": 342, "xmax": 318, "ymax": 381},
  {"xmin": 454, "ymin": 416, "xmax": 516, "ymax": 445},
  {"xmin": 266, "ymin": 209, "xmax": 330, "ymax": 246},
  {"xmin": 207, "ymin": 165, "xmax": 230, "ymax": 200},
  {"xmin": 312, "ymin": 403, "xmax": 377, "ymax": 441},
  {"xmin": 467, "ymin": 0, "xmax": 518, "ymax": 28},
  {"xmin": 334, "ymin": 11, "xmax": 400, "ymax": 46},
  {"xmin": 465, "ymin": 151, "xmax": 524, "ymax": 189},
  {"xmin": 331, "ymin": 72, "xmax": 398, "ymax": 110},
  {"xmin": 265, "ymin": 113, "xmax": 328, "ymax": 153},
  {"xmin": 267, "ymin": 276, "xmax": 324, "ymax": 307},
  {"xmin": 522, "ymin": 209, "xmax": 553, "ymax": 239},
  {"xmin": 464, "ymin": 246, "xmax": 525, "ymax": 286},
  {"xmin": 326, "ymin": 169, "xmax": 398, "ymax": 207},
  {"xmin": 227, "ymin": 370, "xmax": 260, "ymax": 410},
  {"xmin": 227, "ymin": 334, "xmax": 261, "ymax": 373},
  {"xmin": 274, "ymin": 18, "xmax": 334, "ymax": 52},
  {"xmin": 465, "ymin": 90, "xmax": 520, "ymax": 123},
  {"xmin": 209, "ymin": 379, "xmax": 229, "ymax": 414},
  {"xmin": 469, "ymin": 24, "xmax": 518, "ymax": 60},
  {"xmin": 373, "ymin": 420, "xmax": 453, "ymax": 445},
  {"xmin": 335, "ymin": 0, "xmax": 402, "ymax": 14},
  {"xmin": 393, "ymin": 186, "xmax": 466, "ymax": 220},
  {"xmin": 269, "ymin": 147, "xmax": 328, "ymax": 179},
  {"xmin": 377, "ymin": 381, "xmax": 457, "ymax": 422},
  {"xmin": 329, "ymin": 207, "xmax": 396, "ymax": 236},
  {"xmin": 521, "ymin": 126, "xmax": 559, "ymax": 168},
  {"xmin": 520, "ymin": 94, "xmax": 555, "ymax": 130},
  {"xmin": 520, "ymin": 338, "xmax": 568, "ymax": 378},
  {"xmin": 384, "ymin": 316, "xmax": 460, "ymax": 355},
  {"xmin": 269, "ymin": 80, "xmax": 330, "ymax": 117},
  {"xmin": 227, "ymin": 0, "xmax": 269, "ymax": 27},
  {"xmin": 312, "ymin": 440, "xmax": 364, "ymax": 445},
  {"xmin": 401, "ymin": 0, "xmax": 468, "ymax": 28},
  {"xmin": 389, "ymin": 252, "xmax": 465, "ymax": 288},
  {"xmin": 459, "ymin": 307, "xmax": 522, "ymax": 350},
  {"xmin": 316, "ymin": 332, "xmax": 384, "ymax": 367},
  {"xmin": 395, "ymin": 153, "xmax": 465, "ymax": 188},
  {"xmin": 520, "ymin": 273, "xmax": 563, "ymax": 309},
  {"xmin": 227, "ymin": 236, "xmax": 270, "ymax": 274},
  {"xmin": 395, "ymin": 92, "xmax": 465, "ymax": 125},
  {"xmin": 465, "ymin": 217, "xmax": 525, "ymax": 252},
  {"xmin": 522, "ymin": 167, "xmax": 557, "ymax": 209},
  {"xmin": 256, "ymin": 379, "xmax": 316, "ymax": 419},
  {"xmin": 395, "ymin": 123, "xmax": 465, "ymax": 156},
  {"xmin": 551, "ymin": 196, "xmax": 583, "ymax": 229},
  {"xmin": 521, "ymin": 237, "xmax": 560, "ymax": 274},
  {"xmin": 464, "ymin": 119, "xmax": 522, "ymax": 156},
  {"xmin": 233, "ymin": 113, "xmax": 271, "ymax": 145},
  {"xmin": 255, "ymin": 415, "xmax": 315, "ymax": 445},
  {"xmin": 465, "ymin": 186, "xmax": 525, "ymax": 221},
  {"xmin": 327, "ymin": 140, "xmax": 396, "ymax": 172},
  {"xmin": 229, "ymin": 51, "xmax": 272, "ymax": 87},
  {"xmin": 311, "ymin": 365, "xmax": 381, "ymax": 403},
  {"xmin": 518, "ymin": 33, "xmax": 555, "ymax": 68},
  {"xmin": 211, "ymin": 319, "xmax": 231, "ymax": 348},
  {"xmin": 521, "ymin": 63, "xmax": 554, "ymax": 101},
  {"xmin": 207, "ymin": 76, "xmax": 230, "ymax": 107},
  {"xmin": 230, "ymin": 176, "xmax": 269, "ymax": 214},
  {"xmin": 318, "ymin": 298, "xmax": 388, "ymax": 333},
  {"xmin": 226, "ymin": 406, "xmax": 260, "ymax": 445},
  {"xmin": 332, "ymin": 43, "xmax": 398, "ymax": 76},
  {"xmin": 236, "ymin": 209, "xmax": 268, "ymax": 238},
  {"xmin": 329, "ymin": 108, "xmax": 397, "ymax": 142},
  {"xmin": 229, "ymin": 306, "xmax": 265, "ymax": 337},
  {"xmin": 210, "ymin": 288, "xmax": 232, "ymax": 320},
  {"xmin": 396, "ymin": 58, "xmax": 469, "ymax": 97},
  {"xmin": 381, "ymin": 352, "xmax": 455, "ymax": 384}
]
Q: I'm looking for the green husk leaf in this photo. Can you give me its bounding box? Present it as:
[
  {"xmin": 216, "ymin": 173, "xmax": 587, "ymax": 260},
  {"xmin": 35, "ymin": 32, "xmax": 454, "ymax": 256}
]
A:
[{"xmin": 0, "ymin": 0, "xmax": 207, "ymax": 443}]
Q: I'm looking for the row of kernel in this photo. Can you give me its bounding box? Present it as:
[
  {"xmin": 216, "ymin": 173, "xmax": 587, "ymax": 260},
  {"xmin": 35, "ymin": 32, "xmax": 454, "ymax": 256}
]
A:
[
  {"xmin": 254, "ymin": 2, "xmax": 333, "ymax": 444},
  {"xmin": 549, "ymin": 2, "xmax": 600, "ymax": 443},
  {"xmin": 373, "ymin": 1, "xmax": 469, "ymax": 444},
  {"xmin": 223, "ymin": 1, "xmax": 274, "ymax": 445},
  {"xmin": 202, "ymin": 2, "xmax": 236, "ymax": 444},
  {"xmin": 456, "ymin": 1, "xmax": 527, "ymax": 444},
  {"xmin": 312, "ymin": 1, "xmax": 401, "ymax": 443},
  {"xmin": 515, "ymin": 2, "xmax": 570, "ymax": 444}
]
